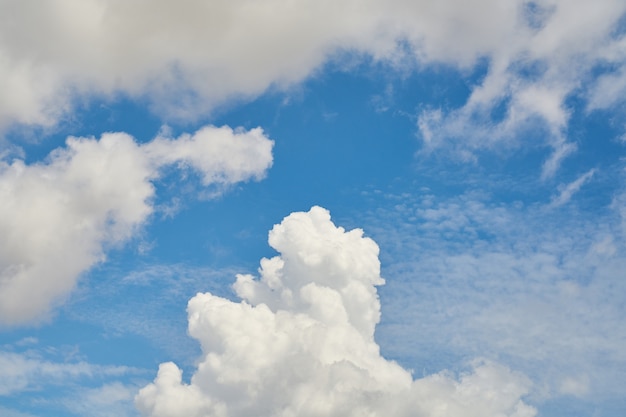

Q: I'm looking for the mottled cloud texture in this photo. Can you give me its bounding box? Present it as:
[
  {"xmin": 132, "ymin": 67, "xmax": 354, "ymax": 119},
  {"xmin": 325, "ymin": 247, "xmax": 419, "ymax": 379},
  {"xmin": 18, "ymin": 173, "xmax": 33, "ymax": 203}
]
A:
[
  {"xmin": 0, "ymin": 125, "xmax": 273, "ymax": 325},
  {"xmin": 136, "ymin": 207, "xmax": 535, "ymax": 417}
]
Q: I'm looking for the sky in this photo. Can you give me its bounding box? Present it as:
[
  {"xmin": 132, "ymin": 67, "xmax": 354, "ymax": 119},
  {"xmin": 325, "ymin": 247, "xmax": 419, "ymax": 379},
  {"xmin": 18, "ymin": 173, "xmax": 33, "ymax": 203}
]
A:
[{"xmin": 1, "ymin": 0, "xmax": 626, "ymax": 416}]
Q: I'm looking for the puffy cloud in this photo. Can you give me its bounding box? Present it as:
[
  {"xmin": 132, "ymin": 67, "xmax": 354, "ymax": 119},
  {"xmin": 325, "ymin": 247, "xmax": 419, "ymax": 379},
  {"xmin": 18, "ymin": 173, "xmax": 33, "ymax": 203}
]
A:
[
  {"xmin": 0, "ymin": 125, "xmax": 273, "ymax": 325},
  {"xmin": 2, "ymin": 1, "xmax": 626, "ymax": 173},
  {"xmin": 136, "ymin": 206, "xmax": 535, "ymax": 417}
]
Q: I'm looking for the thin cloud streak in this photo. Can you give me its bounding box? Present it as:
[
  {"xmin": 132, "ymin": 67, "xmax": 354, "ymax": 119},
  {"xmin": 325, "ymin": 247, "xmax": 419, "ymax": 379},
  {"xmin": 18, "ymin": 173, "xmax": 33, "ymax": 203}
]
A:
[{"xmin": 136, "ymin": 207, "xmax": 536, "ymax": 417}]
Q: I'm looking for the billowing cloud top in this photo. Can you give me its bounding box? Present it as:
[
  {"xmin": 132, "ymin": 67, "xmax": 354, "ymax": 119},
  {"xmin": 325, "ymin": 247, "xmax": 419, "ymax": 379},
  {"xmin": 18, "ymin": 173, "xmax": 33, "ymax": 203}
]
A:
[
  {"xmin": 136, "ymin": 207, "xmax": 536, "ymax": 417},
  {"xmin": 0, "ymin": 125, "xmax": 273, "ymax": 325}
]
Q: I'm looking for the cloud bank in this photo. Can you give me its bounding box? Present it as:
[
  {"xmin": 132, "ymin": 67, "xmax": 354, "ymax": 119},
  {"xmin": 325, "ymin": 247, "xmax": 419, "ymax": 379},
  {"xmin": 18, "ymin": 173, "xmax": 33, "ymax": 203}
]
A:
[
  {"xmin": 136, "ymin": 207, "xmax": 536, "ymax": 417},
  {"xmin": 2, "ymin": 1, "xmax": 626, "ymax": 171},
  {"xmin": 0, "ymin": 125, "xmax": 273, "ymax": 325}
]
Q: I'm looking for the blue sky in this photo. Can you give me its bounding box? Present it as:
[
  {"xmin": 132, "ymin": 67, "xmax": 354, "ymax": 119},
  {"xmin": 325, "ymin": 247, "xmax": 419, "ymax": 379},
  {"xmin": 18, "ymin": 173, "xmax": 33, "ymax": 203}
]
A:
[{"xmin": 1, "ymin": 1, "xmax": 626, "ymax": 416}]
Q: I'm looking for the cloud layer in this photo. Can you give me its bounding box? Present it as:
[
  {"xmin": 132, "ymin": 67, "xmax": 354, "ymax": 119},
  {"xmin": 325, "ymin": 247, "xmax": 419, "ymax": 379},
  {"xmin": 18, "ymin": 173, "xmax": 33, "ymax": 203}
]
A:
[
  {"xmin": 2, "ymin": 1, "xmax": 626, "ymax": 171},
  {"xmin": 0, "ymin": 125, "xmax": 273, "ymax": 325},
  {"xmin": 136, "ymin": 207, "xmax": 536, "ymax": 417},
  {"xmin": 363, "ymin": 187, "xmax": 626, "ymax": 406}
]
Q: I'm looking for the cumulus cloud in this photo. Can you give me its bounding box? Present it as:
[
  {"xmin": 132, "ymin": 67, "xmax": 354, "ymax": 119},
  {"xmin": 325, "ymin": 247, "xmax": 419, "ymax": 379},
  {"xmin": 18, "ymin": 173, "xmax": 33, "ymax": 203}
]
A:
[
  {"xmin": 2, "ymin": 1, "xmax": 626, "ymax": 174},
  {"xmin": 0, "ymin": 125, "xmax": 273, "ymax": 325},
  {"xmin": 136, "ymin": 206, "xmax": 535, "ymax": 417}
]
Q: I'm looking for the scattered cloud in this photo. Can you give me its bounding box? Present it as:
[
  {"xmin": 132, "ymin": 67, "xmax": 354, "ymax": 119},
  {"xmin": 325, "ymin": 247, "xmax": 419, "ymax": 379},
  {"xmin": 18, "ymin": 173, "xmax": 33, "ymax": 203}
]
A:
[
  {"xmin": 1, "ymin": 0, "xmax": 625, "ymax": 178},
  {"xmin": 1, "ymin": 2, "xmax": 624, "ymax": 416},
  {"xmin": 540, "ymin": 138, "xmax": 578, "ymax": 180},
  {"xmin": 0, "ymin": 350, "xmax": 135, "ymax": 396},
  {"xmin": 0, "ymin": 125, "xmax": 273, "ymax": 325},
  {"xmin": 136, "ymin": 207, "xmax": 536, "ymax": 417},
  {"xmin": 66, "ymin": 263, "xmax": 241, "ymax": 362},
  {"xmin": 61, "ymin": 382, "xmax": 139, "ymax": 417},
  {"xmin": 0, "ymin": 343, "xmax": 145, "ymax": 417},
  {"xmin": 0, "ymin": 406, "xmax": 38, "ymax": 417},
  {"xmin": 361, "ymin": 188, "xmax": 626, "ymax": 406},
  {"xmin": 548, "ymin": 168, "xmax": 596, "ymax": 208}
]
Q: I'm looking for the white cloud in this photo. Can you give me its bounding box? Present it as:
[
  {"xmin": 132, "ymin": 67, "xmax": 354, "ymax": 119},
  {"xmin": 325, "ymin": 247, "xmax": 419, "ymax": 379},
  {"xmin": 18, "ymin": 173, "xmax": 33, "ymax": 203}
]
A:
[
  {"xmin": 412, "ymin": 0, "xmax": 626, "ymax": 173},
  {"xmin": 361, "ymin": 189, "xmax": 626, "ymax": 405},
  {"xmin": 548, "ymin": 168, "xmax": 596, "ymax": 207},
  {"xmin": 65, "ymin": 263, "xmax": 241, "ymax": 362},
  {"xmin": 558, "ymin": 375, "xmax": 590, "ymax": 397},
  {"xmin": 540, "ymin": 138, "xmax": 577, "ymax": 180},
  {"xmin": 0, "ymin": 406, "xmax": 38, "ymax": 417},
  {"xmin": 62, "ymin": 382, "xmax": 139, "ymax": 417},
  {"xmin": 1, "ymin": 1, "xmax": 625, "ymax": 175},
  {"xmin": 588, "ymin": 67, "xmax": 626, "ymax": 111},
  {"xmin": 0, "ymin": 350, "xmax": 134, "ymax": 396},
  {"xmin": 0, "ymin": 125, "xmax": 273, "ymax": 325},
  {"xmin": 0, "ymin": 344, "xmax": 145, "ymax": 417},
  {"xmin": 136, "ymin": 206, "xmax": 536, "ymax": 417}
]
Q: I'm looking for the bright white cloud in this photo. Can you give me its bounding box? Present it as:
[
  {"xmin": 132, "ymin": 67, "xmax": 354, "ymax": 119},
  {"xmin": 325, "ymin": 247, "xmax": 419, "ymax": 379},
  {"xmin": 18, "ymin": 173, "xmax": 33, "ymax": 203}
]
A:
[
  {"xmin": 0, "ymin": 125, "xmax": 273, "ymax": 325},
  {"xmin": 136, "ymin": 206, "xmax": 536, "ymax": 417},
  {"xmin": 1, "ymin": 1, "xmax": 625, "ymax": 175}
]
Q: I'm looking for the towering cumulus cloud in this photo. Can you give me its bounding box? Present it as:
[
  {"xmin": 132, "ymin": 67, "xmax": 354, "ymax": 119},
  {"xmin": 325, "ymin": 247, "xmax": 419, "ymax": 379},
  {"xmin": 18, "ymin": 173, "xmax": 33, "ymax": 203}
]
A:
[
  {"xmin": 0, "ymin": 125, "xmax": 273, "ymax": 325},
  {"xmin": 136, "ymin": 207, "xmax": 535, "ymax": 417}
]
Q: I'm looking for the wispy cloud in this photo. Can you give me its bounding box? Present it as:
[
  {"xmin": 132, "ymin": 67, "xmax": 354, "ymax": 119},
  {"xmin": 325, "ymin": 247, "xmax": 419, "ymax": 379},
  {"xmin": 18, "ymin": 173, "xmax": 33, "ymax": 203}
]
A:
[
  {"xmin": 548, "ymin": 169, "xmax": 596, "ymax": 208},
  {"xmin": 0, "ymin": 350, "xmax": 138, "ymax": 396},
  {"xmin": 65, "ymin": 263, "xmax": 242, "ymax": 363},
  {"xmin": 360, "ymin": 188, "xmax": 626, "ymax": 407}
]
